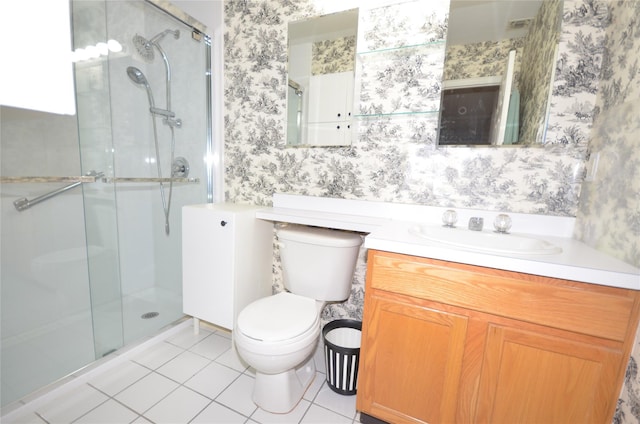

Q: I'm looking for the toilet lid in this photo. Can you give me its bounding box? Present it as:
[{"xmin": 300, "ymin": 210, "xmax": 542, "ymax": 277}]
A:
[{"xmin": 237, "ymin": 292, "xmax": 317, "ymax": 342}]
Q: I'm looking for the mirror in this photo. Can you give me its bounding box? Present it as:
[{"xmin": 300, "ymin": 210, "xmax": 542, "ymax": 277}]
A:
[
  {"xmin": 438, "ymin": 0, "xmax": 563, "ymax": 146},
  {"xmin": 286, "ymin": 9, "xmax": 358, "ymax": 147}
]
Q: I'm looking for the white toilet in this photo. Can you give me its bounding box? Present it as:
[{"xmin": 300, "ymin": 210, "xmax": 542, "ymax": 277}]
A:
[{"xmin": 234, "ymin": 224, "xmax": 362, "ymax": 413}]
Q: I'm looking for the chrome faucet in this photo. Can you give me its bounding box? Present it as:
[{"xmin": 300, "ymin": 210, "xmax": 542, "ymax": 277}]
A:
[{"xmin": 468, "ymin": 217, "xmax": 484, "ymax": 231}]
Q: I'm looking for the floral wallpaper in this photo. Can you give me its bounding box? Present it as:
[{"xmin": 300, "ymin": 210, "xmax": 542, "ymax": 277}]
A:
[
  {"xmin": 518, "ymin": 0, "xmax": 563, "ymax": 144},
  {"xmin": 224, "ymin": 0, "xmax": 639, "ymax": 418},
  {"xmin": 444, "ymin": 38, "xmax": 524, "ymax": 84},
  {"xmin": 222, "ymin": 0, "xmax": 605, "ymax": 320},
  {"xmin": 577, "ymin": 1, "xmax": 640, "ymax": 421},
  {"xmin": 544, "ymin": 0, "xmax": 608, "ymax": 146},
  {"xmin": 311, "ymin": 36, "xmax": 355, "ymax": 75}
]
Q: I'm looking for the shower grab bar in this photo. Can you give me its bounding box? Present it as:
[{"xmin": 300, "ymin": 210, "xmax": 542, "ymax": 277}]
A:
[
  {"xmin": 101, "ymin": 177, "xmax": 200, "ymax": 183},
  {"xmin": 10, "ymin": 171, "xmax": 104, "ymax": 212},
  {"xmin": 1, "ymin": 175, "xmax": 101, "ymax": 184}
]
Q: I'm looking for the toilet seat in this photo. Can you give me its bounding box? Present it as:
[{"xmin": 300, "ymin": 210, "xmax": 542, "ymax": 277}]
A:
[{"xmin": 237, "ymin": 292, "xmax": 318, "ymax": 342}]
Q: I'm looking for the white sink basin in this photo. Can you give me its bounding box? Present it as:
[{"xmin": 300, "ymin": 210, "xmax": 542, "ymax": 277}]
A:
[{"xmin": 409, "ymin": 225, "xmax": 562, "ymax": 255}]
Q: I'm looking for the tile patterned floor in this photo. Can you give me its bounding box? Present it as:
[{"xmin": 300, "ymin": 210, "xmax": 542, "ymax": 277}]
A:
[{"xmin": 3, "ymin": 322, "xmax": 360, "ymax": 423}]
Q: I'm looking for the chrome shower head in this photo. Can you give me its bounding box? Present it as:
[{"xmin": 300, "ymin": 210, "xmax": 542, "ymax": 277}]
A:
[
  {"xmin": 126, "ymin": 66, "xmax": 148, "ymax": 87},
  {"xmin": 132, "ymin": 34, "xmax": 154, "ymax": 62},
  {"xmin": 132, "ymin": 29, "xmax": 180, "ymax": 62},
  {"xmin": 127, "ymin": 66, "xmax": 155, "ymax": 108}
]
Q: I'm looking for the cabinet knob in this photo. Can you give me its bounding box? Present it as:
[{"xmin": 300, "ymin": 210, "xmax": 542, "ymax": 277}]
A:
[
  {"xmin": 337, "ymin": 113, "xmax": 341, "ymax": 117},
  {"xmin": 220, "ymin": 220, "xmax": 227, "ymax": 227},
  {"xmin": 337, "ymin": 125, "xmax": 340, "ymax": 129}
]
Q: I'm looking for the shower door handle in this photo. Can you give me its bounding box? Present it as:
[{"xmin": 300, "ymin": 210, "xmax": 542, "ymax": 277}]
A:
[{"xmin": 5, "ymin": 170, "xmax": 104, "ymax": 212}]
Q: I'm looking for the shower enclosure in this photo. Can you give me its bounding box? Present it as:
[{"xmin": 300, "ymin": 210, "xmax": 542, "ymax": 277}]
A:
[{"xmin": 0, "ymin": 0, "xmax": 212, "ymax": 408}]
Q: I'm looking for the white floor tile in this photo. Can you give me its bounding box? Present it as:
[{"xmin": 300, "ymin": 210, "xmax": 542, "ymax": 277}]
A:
[
  {"xmin": 215, "ymin": 345, "xmax": 249, "ymax": 372},
  {"xmin": 312, "ymin": 383, "xmax": 357, "ymax": 420},
  {"xmin": 184, "ymin": 361, "xmax": 241, "ymax": 399},
  {"xmin": 5, "ymin": 323, "xmax": 365, "ymax": 424},
  {"xmin": 74, "ymin": 399, "xmax": 139, "ymax": 423},
  {"xmin": 191, "ymin": 401, "xmax": 247, "ymax": 424},
  {"xmin": 215, "ymin": 374, "xmax": 257, "ymax": 417},
  {"xmin": 189, "ymin": 333, "xmax": 232, "ymax": 360},
  {"xmin": 36, "ymin": 384, "xmax": 109, "ymax": 424},
  {"xmin": 0, "ymin": 409, "xmax": 47, "ymax": 424},
  {"xmin": 165, "ymin": 325, "xmax": 213, "ymax": 349},
  {"xmin": 131, "ymin": 341, "xmax": 184, "ymax": 370},
  {"xmin": 114, "ymin": 372, "xmax": 179, "ymax": 414},
  {"xmin": 156, "ymin": 350, "xmax": 211, "ymax": 383},
  {"xmin": 144, "ymin": 386, "xmax": 210, "ymax": 424},
  {"xmin": 303, "ymin": 372, "xmax": 325, "ymax": 402},
  {"xmin": 88, "ymin": 360, "xmax": 150, "ymax": 396},
  {"xmin": 300, "ymin": 404, "xmax": 353, "ymax": 424},
  {"xmin": 250, "ymin": 398, "xmax": 311, "ymax": 424}
]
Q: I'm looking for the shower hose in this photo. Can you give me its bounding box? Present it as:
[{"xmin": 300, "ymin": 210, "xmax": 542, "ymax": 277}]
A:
[{"xmin": 149, "ymin": 113, "xmax": 174, "ymax": 236}]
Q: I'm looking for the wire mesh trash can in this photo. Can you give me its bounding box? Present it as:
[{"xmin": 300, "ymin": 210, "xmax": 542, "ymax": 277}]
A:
[{"xmin": 323, "ymin": 319, "xmax": 362, "ymax": 395}]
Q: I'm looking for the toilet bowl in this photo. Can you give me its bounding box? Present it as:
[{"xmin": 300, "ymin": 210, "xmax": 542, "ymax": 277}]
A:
[
  {"xmin": 234, "ymin": 225, "xmax": 362, "ymax": 413},
  {"xmin": 235, "ymin": 292, "xmax": 321, "ymax": 413}
]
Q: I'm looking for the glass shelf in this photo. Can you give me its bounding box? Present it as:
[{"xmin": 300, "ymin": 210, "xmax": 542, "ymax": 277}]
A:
[
  {"xmin": 354, "ymin": 110, "xmax": 439, "ymax": 119},
  {"xmin": 357, "ymin": 40, "xmax": 446, "ymax": 56}
]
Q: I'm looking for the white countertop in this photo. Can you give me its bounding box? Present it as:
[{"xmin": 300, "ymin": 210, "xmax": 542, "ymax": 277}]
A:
[
  {"xmin": 256, "ymin": 194, "xmax": 640, "ymax": 291},
  {"xmin": 365, "ymin": 220, "xmax": 640, "ymax": 290}
]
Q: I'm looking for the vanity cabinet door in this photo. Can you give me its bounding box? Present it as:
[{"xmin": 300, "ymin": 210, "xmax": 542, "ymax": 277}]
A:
[
  {"xmin": 358, "ymin": 249, "xmax": 640, "ymax": 424},
  {"xmin": 357, "ymin": 288, "xmax": 468, "ymax": 424},
  {"xmin": 476, "ymin": 323, "xmax": 623, "ymax": 424}
]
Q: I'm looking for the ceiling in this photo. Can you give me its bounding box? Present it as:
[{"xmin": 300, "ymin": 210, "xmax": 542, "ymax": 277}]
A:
[{"xmin": 448, "ymin": 0, "xmax": 544, "ymax": 45}]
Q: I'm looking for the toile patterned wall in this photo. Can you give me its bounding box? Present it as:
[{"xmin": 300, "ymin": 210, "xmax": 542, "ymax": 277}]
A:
[
  {"xmin": 518, "ymin": 0, "xmax": 563, "ymax": 144},
  {"xmin": 223, "ymin": 1, "xmax": 639, "ymax": 419},
  {"xmin": 580, "ymin": 1, "xmax": 640, "ymax": 421},
  {"xmin": 311, "ymin": 36, "xmax": 355, "ymax": 75},
  {"xmin": 223, "ymin": 0, "xmax": 601, "ymax": 318}
]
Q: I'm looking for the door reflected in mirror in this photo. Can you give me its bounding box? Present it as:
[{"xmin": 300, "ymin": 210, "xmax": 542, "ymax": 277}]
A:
[
  {"xmin": 438, "ymin": 0, "xmax": 562, "ymax": 147},
  {"xmin": 286, "ymin": 9, "xmax": 358, "ymax": 147}
]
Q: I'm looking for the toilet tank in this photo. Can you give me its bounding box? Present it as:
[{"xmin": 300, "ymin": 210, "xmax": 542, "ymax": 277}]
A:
[{"xmin": 277, "ymin": 225, "xmax": 362, "ymax": 301}]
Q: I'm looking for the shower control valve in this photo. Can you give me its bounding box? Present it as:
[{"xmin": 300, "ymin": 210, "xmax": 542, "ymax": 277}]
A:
[{"xmin": 164, "ymin": 117, "xmax": 182, "ymax": 128}]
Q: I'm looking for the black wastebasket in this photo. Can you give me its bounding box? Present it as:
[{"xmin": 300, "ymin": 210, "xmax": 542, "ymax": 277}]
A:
[{"xmin": 322, "ymin": 319, "xmax": 362, "ymax": 395}]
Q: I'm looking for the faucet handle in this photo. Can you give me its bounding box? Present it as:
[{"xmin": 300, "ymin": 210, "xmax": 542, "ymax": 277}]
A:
[
  {"xmin": 442, "ymin": 209, "xmax": 458, "ymax": 227},
  {"xmin": 494, "ymin": 214, "xmax": 512, "ymax": 233}
]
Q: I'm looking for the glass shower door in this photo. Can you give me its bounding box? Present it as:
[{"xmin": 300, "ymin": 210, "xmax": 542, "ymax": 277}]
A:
[
  {"xmin": 1, "ymin": 0, "xmax": 211, "ymax": 408},
  {"xmin": 75, "ymin": 0, "xmax": 211, "ymax": 351}
]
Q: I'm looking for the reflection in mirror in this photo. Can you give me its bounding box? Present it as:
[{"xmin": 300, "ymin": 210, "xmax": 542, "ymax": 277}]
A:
[
  {"xmin": 438, "ymin": 0, "xmax": 563, "ymax": 147},
  {"xmin": 286, "ymin": 9, "xmax": 358, "ymax": 147}
]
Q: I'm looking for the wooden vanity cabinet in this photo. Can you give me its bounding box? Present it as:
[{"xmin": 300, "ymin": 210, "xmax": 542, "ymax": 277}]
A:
[{"xmin": 356, "ymin": 250, "xmax": 640, "ymax": 424}]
